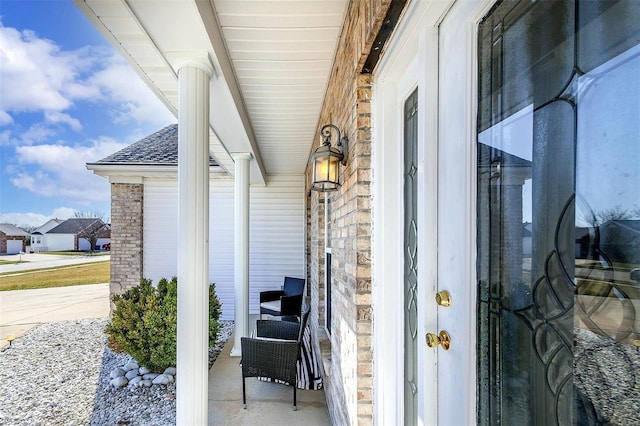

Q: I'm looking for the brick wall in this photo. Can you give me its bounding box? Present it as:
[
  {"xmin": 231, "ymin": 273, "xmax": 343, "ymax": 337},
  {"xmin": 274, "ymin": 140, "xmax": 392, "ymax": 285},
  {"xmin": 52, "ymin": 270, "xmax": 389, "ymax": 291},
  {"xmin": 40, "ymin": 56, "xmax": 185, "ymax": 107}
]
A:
[
  {"xmin": 0, "ymin": 233, "xmax": 27, "ymax": 253},
  {"xmin": 110, "ymin": 183, "xmax": 144, "ymax": 307},
  {"xmin": 306, "ymin": 1, "xmax": 390, "ymax": 424}
]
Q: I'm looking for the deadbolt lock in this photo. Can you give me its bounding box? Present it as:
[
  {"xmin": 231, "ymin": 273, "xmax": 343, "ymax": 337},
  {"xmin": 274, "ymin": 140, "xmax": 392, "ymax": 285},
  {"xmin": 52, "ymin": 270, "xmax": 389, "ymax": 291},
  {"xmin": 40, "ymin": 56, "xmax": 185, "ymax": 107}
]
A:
[
  {"xmin": 435, "ymin": 290, "xmax": 452, "ymax": 307},
  {"xmin": 425, "ymin": 330, "xmax": 451, "ymax": 350}
]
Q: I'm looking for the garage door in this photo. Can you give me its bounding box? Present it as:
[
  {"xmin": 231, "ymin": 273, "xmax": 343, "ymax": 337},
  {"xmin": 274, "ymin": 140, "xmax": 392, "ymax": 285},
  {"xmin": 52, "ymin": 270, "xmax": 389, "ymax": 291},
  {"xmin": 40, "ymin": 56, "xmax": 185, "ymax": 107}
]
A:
[{"xmin": 7, "ymin": 240, "xmax": 23, "ymax": 254}]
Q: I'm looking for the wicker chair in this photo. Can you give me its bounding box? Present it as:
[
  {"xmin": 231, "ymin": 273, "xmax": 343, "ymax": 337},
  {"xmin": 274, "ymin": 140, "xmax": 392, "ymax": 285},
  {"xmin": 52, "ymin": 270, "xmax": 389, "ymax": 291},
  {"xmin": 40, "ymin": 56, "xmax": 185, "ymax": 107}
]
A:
[
  {"xmin": 241, "ymin": 307, "xmax": 310, "ymax": 411},
  {"xmin": 259, "ymin": 276, "xmax": 305, "ymax": 320}
]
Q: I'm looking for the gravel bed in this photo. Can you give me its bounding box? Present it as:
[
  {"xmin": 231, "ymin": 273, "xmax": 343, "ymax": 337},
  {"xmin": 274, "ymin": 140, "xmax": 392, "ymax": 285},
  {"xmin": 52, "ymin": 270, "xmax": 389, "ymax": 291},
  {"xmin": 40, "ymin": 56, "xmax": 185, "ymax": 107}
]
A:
[{"xmin": 0, "ymin": 318, "xmax": 233, "ymax": 426}]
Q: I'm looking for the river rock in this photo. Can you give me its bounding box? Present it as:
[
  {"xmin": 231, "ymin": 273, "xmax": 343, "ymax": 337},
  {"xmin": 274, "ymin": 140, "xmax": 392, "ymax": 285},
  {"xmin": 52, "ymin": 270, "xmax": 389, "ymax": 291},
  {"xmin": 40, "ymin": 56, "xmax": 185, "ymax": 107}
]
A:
[
  {"xmin": 110, "ymin": 376, "xmax": 128, "ymax": 388},
  {"xmin": 110, "ymin": 368, "xmax": 126, "ymax": 379},
  {"xmin": 128, "ymin": 376, "xmax": 143, "ymax": 387},
  {"xmin": 152, "ymin": 374, "xmax": 170, "ymax": 385},
  {"xmin": 123, "ymin": 361, "xmax": 139, "ymax": 372},
  {"xmin": 125, "ymin": 369, "xmax": 140, "ymax": 380}
]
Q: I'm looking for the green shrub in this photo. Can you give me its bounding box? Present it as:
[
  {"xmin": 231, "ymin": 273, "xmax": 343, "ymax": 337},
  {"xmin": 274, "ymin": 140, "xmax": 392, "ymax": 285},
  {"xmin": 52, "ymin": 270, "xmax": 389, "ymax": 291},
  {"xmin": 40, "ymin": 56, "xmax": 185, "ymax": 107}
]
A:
[{"xmin": 105, "ymin": 277, "xmax": 222, "ymax": 371}]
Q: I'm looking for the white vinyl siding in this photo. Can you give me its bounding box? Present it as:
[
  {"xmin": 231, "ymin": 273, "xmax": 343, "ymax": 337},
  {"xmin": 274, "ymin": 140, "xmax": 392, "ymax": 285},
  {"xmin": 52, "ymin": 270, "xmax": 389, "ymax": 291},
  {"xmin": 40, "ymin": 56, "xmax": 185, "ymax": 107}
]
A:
[
  {"xmin": 45, "ymin": 234, "xmax": 75, "ymax": 251},
  {"xmin": 144, "ymin": 180, "xmax": 179, "ymax": 282},
  {"xmin": 143, "ymin": 175, "xmax": 305, "ymax": 320}
]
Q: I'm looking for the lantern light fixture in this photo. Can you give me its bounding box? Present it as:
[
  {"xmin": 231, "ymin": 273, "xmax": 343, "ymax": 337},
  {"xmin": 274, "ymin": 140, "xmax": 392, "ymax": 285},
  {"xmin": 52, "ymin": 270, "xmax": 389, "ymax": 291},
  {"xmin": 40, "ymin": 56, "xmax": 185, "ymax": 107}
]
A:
[{"xmin": 310, "ymin": 124, "xmax": 348, "ymax": 192}]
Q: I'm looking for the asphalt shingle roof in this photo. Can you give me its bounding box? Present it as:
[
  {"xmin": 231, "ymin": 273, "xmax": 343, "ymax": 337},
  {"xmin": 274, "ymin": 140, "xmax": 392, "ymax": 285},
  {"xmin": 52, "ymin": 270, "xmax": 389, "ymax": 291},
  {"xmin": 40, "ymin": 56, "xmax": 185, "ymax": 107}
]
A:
[
  {"xmin": 0, "ymin": 223, "xmax": 29, "ymax": 236},
  {"xmin": 48, "ymin": 218, "xmax": 106, "ymax": 234},
  {"xmin": 94, "ymin": 124, "xmax": 217, "ymax": 166}
]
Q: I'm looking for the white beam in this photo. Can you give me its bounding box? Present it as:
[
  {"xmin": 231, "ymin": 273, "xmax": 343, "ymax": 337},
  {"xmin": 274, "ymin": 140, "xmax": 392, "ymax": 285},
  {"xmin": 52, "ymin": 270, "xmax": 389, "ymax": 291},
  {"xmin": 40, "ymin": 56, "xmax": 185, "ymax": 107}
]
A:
[
  {"xmin": 176, "ymin": 59, "xmax": 212, "ymax": 425},
  {"xmin": 230, "ymin": 152, "xmax": 252, "ymax": 357}
]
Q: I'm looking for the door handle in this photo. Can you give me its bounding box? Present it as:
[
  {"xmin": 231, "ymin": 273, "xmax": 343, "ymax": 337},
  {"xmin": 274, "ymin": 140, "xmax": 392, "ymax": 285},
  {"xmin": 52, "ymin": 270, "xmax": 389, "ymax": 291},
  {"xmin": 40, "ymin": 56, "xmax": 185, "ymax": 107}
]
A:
[
  {"xmin": 425, "ymin": 330, "xmax": 451, "ymax": 350},
  {"xmin": 435, "ymin": 290, "xmax": 451, "ymax": 307}
]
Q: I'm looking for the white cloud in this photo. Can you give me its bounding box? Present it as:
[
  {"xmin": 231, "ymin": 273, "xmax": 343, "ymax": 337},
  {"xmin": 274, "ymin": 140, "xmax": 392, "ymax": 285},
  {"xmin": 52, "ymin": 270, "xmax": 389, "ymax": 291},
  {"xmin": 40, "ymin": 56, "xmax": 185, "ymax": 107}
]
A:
[
  {"xmin": 0, "ymin": 26, "xmax": 75, "ymax": 112},
  {"xmin": 44, "ymin": 111, "xmax": 82, "ymax": 131},
  {"xmin": 0, "ymin": 207, "xmax": 77, "ymax": 228},
  {"xmin": 90, "ymin": 56, "xmax": 176, "ymax": 126},
  {"xmin": 0, "ymin": 22, "xmax": 174, "ymax": 133},
  {"xmin": 12, "ymin": 137, "xmax": 127, "ymax": 203},
  {"xmin": 51, "ymin": 207, "xmax": 78, "ymax": 220},
  {"xmin": 0, "ymin": 110, "xmax": 13, "ymax": 126},
  {"xmin": 18, "ymin": 124, "xmax": 56, "ymax": 145}
]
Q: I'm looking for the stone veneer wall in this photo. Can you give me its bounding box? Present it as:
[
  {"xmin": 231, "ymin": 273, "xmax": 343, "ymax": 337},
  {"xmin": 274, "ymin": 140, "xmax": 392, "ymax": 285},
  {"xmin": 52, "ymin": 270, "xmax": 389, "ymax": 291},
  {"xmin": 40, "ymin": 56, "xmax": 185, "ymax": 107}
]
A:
[
  {"xmin": 306, "ymin": 1, "xmax": 392, "ymax": 424},
  {"xmin": 109, "ymin": 183, "xmax": 144, "ymax": 308}
]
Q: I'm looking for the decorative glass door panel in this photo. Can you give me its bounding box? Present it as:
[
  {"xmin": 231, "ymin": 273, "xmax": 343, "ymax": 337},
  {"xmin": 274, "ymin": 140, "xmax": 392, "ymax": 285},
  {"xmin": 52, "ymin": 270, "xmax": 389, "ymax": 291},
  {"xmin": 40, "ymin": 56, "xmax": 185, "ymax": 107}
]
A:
[
  {"xmin": 404, "ymin": 88, "xmax": 419, "ymax": 426},
  {"xmin": 477, "ymin": 0, "xmax": 640, "ymax": 424}
]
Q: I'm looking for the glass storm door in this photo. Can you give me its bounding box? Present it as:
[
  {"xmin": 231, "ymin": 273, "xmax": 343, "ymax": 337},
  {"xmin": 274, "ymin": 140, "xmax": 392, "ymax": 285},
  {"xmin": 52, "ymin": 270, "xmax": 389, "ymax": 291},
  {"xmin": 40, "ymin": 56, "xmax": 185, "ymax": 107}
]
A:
[
  {"xmin": 404, "ymin": 88, "xmax": 419, "ymax": 426},
  {"xmin": 477, "ymin": 0, "xmax": 640, "ymax": 424}
]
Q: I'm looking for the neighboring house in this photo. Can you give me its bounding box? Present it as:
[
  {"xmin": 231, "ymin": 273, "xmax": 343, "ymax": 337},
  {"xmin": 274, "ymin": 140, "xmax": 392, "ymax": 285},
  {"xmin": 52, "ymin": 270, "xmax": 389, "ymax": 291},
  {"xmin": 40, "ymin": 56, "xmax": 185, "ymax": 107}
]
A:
[
  {"xmin": 30, "ymin": 219, "xmax": 64, "ymax": 252},
  {"xmin": 0, "ymin": 224, "xmax": 29, "ymax": 254},
  {"xmin": 41, "ymin": 218, "xmax": 110, "ymax": 252},
  {"xmin": 78, "ymin": 1, "xmax": 639, "ymax": 425},
  {"xmin": 87, "ymin": 124, "xmax": 305, "ymax": 319}
]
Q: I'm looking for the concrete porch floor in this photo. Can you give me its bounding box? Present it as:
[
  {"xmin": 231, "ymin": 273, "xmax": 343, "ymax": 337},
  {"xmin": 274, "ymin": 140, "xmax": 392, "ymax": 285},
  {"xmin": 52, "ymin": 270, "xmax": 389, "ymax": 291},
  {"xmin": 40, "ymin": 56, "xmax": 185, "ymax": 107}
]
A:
[{"xmin": 208, "ymin": 317, "xmax": 331, "ymax": 425}]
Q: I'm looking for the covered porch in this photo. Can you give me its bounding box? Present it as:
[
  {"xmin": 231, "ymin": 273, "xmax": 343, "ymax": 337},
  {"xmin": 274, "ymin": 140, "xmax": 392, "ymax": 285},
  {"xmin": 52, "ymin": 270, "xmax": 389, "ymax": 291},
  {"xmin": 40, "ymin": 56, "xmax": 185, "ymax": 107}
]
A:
[
  {"xmin": 207, "ymin": 316, "xmax": 329, "ymax": 425},
  {"xmin": 78, "ymin": 0, "xmax": 384, "ymax": 424}
]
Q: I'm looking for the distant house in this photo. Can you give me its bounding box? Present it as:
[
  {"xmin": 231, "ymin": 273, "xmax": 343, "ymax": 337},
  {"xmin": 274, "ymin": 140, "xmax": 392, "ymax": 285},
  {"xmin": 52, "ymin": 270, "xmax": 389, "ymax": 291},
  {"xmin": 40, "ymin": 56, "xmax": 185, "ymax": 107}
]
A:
[
  {"xmin": 34, "ymin": 218, "xmax": 110, "ymax": 252},
  {"xmin": 86, "ymin": 124, "xmax": 304, "ymax": 320},
  {"xmin": 30, "ymin": 219, "xmax": 64, "ymax": 252},
  {"xmin": 0, "ymin": 224, "xmax": 29, "ymax": 254}
]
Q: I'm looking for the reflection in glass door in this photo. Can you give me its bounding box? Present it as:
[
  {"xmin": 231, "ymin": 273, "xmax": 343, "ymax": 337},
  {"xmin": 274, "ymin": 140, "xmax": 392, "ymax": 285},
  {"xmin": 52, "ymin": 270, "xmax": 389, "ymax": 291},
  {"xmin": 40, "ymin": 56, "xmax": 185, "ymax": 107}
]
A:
[{"xmin": 477, "ymin": 0, "xmax": 640, "ymax": 424}]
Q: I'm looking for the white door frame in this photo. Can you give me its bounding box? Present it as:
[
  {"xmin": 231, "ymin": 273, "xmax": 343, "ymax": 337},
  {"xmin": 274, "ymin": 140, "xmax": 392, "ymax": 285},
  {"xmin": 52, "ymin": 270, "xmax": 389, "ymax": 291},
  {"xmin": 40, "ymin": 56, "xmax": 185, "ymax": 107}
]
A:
[
  {"xmin": 372, "ymin": 1, "xmax": 450, "ymax": 424},
  {"xmin": 372, "ymin": 0, "xmax": 496, "ymax": 424}
]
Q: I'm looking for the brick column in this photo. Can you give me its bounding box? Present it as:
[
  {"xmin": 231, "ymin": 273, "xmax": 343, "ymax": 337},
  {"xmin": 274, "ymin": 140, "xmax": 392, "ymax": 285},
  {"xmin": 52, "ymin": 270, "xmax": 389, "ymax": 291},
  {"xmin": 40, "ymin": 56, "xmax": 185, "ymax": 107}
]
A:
[{"xmin": 109, "ymin": 183, "xmax": 144, "ymax": 307}]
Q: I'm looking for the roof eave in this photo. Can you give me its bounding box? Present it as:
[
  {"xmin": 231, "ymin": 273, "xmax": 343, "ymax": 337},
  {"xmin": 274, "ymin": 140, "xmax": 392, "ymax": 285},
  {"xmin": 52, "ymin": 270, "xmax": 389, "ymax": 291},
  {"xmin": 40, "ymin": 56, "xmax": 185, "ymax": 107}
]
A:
[{"xmin": 86, "ymin": 163, "xmax": 230, "ymax": 183}]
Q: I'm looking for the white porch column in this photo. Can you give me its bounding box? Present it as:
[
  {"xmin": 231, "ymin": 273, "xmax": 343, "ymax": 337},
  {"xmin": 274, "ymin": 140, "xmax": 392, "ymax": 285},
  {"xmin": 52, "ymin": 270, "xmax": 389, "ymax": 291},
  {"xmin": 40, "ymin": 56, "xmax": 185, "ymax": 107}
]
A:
[
  {"xmin": 174, "ymin": 56, "xmax": 212, "ymax": 425},
  {"xmin": 230, "ymin": 152, "xmax": 251, "ymax": 357}
]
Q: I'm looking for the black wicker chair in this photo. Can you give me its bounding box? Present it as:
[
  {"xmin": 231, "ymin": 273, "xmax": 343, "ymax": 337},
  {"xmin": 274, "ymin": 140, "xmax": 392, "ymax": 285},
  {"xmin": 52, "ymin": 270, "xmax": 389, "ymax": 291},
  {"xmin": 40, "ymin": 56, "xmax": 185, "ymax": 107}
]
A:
[
  {"xmin": 259, "ymin": 276, "xmax": 305, "ymax": 320},
  {"xmin": 241, "ymin": 307, "xmax": 310, "ymax": 411}
]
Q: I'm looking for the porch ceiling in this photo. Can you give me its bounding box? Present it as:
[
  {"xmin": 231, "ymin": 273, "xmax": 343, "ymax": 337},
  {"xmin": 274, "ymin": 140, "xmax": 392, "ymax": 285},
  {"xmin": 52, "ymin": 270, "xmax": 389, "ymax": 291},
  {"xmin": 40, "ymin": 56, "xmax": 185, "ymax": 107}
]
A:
[{"xmin": 74, "ymin": 0, "xmax": 349, "ymax": 185}]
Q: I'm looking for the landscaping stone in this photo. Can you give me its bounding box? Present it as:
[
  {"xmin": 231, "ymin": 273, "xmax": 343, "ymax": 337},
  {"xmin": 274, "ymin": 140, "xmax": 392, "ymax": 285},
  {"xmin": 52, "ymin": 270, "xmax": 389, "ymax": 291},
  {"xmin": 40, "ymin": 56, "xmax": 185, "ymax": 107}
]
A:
[
  {"xmin": 123, "ymin": 361, "xmax": 139, "ymax": 372},
  {"xmin": 128, "ymin": 376, "xmax": 143, "ymax": 387},
  {"xmin": 0, "ymin": 318, "xmax": 234, "ymax": 425},
  {"xmin": 109, "ymin": 368, "xmax": 125, "ymax": 378},
  {"xmin": 152, "ymin": 374, "xmax": 170, "ymax": 385},
  {"xmin": 110, "ymin": 376, "xmax": 128, "ymax": 388},
  {"xmin": 125, "ymin": 369, "xmax": 139, "ymax": 380}
]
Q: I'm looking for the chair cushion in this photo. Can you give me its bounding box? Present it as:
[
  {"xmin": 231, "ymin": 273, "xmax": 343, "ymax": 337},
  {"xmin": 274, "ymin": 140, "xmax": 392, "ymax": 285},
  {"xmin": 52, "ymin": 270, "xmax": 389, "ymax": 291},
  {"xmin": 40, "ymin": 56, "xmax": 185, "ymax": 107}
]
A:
[{"xmin": 260, "ymin": 300, "xmax": 281, "ymax": 313}]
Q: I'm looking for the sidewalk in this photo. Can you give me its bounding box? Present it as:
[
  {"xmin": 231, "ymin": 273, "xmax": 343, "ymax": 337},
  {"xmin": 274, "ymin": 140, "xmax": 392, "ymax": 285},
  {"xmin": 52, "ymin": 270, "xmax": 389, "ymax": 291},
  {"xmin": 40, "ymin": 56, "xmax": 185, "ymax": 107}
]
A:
[
  {"xmin": 0, "ymin": 252, "xmax": 110, "ymax": 274},
  {"xmin": 0, "ymin": 283, "xmax": 110, "ymax": 348}
]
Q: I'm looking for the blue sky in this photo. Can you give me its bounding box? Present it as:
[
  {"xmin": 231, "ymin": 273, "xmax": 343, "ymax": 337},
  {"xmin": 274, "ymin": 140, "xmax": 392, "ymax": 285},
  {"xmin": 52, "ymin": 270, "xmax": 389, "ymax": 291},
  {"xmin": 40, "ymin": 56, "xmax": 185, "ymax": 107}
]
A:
[{"xmin": 0, "ymin": 0, "xmax": 176, "ymax": 228}]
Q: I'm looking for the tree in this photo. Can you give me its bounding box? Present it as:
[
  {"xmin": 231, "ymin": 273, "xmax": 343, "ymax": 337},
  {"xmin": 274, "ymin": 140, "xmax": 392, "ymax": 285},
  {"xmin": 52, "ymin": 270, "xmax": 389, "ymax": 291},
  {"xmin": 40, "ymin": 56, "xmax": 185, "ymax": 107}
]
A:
[{"xmin": 74, "ymin": 212, "xmax": 110, "ymax": 252}]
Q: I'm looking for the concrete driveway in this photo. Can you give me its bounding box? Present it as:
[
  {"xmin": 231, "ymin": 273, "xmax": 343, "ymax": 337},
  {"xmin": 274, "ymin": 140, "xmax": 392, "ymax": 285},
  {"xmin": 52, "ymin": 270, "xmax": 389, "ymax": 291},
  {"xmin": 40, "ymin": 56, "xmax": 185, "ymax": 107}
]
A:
[
  {"xmin": 0, "ymin": 284, "xmax": 109, "ymax": 348},
  {"xmin": 0, "ymin": 253, "xmax": 110, "ymax": 348}
]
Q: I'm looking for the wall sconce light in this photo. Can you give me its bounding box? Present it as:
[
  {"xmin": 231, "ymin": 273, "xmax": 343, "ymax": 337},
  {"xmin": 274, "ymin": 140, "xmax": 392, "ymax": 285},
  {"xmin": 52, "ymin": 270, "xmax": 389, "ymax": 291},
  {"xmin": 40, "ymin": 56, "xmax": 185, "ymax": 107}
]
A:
[{"xmin": 310, "ymin": 124, "xmax": 348, "ymax": 192}]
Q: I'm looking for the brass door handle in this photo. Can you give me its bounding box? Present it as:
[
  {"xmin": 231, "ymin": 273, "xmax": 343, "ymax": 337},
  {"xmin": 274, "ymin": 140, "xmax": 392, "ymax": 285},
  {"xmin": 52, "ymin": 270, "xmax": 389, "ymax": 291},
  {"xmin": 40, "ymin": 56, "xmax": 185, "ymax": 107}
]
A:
[
  {"xmin": 435, "ymin": 290, "xmax": 451, "ymax": 307},
  {"xmin": 425, "ymin": 330, "xmax": 451, "ymax": 350}
]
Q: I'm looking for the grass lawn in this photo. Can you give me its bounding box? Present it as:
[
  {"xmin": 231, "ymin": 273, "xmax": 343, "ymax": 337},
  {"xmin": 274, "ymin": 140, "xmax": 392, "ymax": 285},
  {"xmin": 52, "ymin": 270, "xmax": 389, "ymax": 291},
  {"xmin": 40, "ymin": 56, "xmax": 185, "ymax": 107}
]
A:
[
  {"xmin": 38, "ymin": 250, "xmax": 110, "ymax": 256},
  {"xmin": 0, "ymin": 261, "xmax": 110, "ymax": 291},
  {"xmin": 0, "ymin": 260, "xmax": 29, "ymax": 265}
]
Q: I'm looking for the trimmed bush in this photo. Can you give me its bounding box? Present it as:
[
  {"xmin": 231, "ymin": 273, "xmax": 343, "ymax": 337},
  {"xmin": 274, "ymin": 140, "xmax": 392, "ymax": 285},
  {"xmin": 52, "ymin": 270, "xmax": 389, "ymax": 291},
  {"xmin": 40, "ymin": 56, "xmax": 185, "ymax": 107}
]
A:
[{"xmin": 105, "ymin": 277, "xmax": 222, "ymax": 372}]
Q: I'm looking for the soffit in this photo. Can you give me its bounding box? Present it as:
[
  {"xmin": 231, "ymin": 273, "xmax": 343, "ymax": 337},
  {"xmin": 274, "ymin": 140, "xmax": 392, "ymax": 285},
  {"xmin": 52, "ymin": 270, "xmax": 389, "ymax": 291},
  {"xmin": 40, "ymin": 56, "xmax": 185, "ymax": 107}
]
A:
[{"xmin": 74, "ymin": 0, "xmax": 349, "ymax": 182}]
